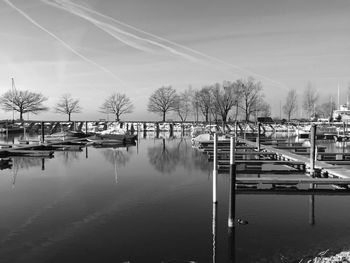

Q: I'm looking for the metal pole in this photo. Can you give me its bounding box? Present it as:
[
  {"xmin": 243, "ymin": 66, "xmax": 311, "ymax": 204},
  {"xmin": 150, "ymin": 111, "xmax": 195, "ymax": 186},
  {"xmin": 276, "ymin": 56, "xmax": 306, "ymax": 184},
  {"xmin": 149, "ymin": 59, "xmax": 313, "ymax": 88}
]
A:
[
  {"xmin": 310, "ymin": 124, "xmax": 317, "ymax": 177},
  {"xmin": 228, "ymin": 136, "xmax": 236, "ymax": 228},
  {"xmin": 213, "ymin": 133, "xmax": 218, "ymax": 203}
]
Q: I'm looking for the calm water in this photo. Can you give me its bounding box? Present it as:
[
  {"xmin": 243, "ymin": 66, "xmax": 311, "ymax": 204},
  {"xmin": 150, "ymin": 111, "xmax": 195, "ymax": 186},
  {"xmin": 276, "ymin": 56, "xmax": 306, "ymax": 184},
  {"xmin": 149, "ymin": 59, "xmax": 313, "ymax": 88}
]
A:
[{"xmin": 1, "ymin": 133, "xmax": 350, "ymax": 262}]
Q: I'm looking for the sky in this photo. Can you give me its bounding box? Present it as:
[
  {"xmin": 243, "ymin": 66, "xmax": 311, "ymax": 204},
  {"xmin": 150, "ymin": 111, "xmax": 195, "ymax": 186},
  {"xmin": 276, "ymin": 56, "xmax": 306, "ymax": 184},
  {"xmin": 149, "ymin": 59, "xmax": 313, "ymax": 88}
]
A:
[{"xmin": 0, "ymin": 0, "xmax": 350, "ymax": 121}]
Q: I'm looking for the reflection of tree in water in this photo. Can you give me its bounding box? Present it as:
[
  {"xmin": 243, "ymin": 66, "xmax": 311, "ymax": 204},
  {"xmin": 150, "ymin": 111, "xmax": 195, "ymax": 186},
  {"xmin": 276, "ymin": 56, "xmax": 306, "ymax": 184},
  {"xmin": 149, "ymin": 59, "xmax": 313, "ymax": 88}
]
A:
[
  {"xmin": 101, "ymin": 147, "xmax": 133, "ymax": 167},
  {"xmin": 148, "ymin": 139, "xmax": 178, "ymax": 174},
  {"xmin": 171, "ymin": 138, "xmax": 211, "ymax": 172},
  {"xmin": 56, "ymin": 151, "xmax": 80, "ymax": 165},
  {"xmin": 148, "ymin": 138, "xmax": 210, "ymax": 174},
  {"xmin": 12, "ymin": 157, "xmax": 44, "ymax": 170}
]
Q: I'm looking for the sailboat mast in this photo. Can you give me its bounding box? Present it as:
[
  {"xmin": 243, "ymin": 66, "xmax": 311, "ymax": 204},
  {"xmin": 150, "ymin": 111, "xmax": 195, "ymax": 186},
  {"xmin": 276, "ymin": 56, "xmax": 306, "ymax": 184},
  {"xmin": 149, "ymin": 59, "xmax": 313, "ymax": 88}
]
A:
[
  {"xmin": 11, "ymin": 78, "xmax": 15, "ymax": 122},
  {"xmin": 338, "ymin": 83, "xmax": 340, "ymax": 110}
]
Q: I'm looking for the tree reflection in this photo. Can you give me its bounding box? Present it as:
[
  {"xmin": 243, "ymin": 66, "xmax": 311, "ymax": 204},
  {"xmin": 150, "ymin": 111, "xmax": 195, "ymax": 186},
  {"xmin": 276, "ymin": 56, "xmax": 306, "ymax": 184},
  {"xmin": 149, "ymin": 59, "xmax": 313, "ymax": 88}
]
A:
[
  {"xmin": 148, "ymin": 138, "xmax": 210, "ymax": 174},
  {"xmin": 56, "ymin": 151, "xmax": 80, "ymax": 165},
  {"xmin": 101, "ymin": 147, "xmax": 133, "ymax": 184},
  {"xmin": 101, "ymin": 147, "xmax": 132, "ymax": 167},
  {"xmin": 12, "ymin": 157, "xmax": 45, "ymax": 170}
]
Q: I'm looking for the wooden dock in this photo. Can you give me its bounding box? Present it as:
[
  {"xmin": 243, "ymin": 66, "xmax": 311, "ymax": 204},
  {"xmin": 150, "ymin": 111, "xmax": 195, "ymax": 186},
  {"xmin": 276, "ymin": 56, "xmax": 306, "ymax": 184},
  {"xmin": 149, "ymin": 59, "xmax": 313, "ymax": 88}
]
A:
[{"xmin": 240, "ymin": 138, "xmax": 350, "ymax": 178}]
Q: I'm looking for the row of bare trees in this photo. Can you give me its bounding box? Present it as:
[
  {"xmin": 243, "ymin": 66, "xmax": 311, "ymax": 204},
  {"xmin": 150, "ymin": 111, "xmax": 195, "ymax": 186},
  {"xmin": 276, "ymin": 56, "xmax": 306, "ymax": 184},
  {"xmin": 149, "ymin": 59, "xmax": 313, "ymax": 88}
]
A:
[
  {"xmin": 282, "ymin": 83, "xmax": 339, "ymax": 121},
  {"xmin": 0, "ymin": 77, "xmax": 269, "ymax": 122},
  {"xmin": 148, "ymin": 77, "xmax": 270, "ymax": 124}
]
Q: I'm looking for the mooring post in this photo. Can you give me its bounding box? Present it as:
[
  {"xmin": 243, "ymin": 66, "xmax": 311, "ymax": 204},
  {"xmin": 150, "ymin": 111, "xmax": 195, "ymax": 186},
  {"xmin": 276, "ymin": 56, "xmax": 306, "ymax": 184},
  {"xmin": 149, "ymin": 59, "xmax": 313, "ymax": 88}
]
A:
[
  {"xmin": 256, "ymin": 122, "xmax": 261, "ymax": 151},
  {"xmin": 228, "ymin": 136, "xmax": 236, "ymax": 228},
  {"xmin": 169, "ymin": 123, "xmax": 174, "ymax": 137},
  {"xmin": 213, "ymin": 133, "xmax": 218, "ymax": 203},
  {"xmin": 41, "ymin": 121, "xmax": 45, "ymax": 143},
  {"xmin": 343, "ymin": 122, "xmax": 346, "ymax": 135},
  {"xmin": 5, "ymin": 122, "xmax": 8, "ymax": 138},
  {"xmin": 234, "ymin": 121, "xmax": 238, "ymax": 143},
  {"xmin": 212, "ymin": 202, "xmax": 217, "ymax": 263},
  {"xmin": 85, "ymin": 121, "xmax": 88, "ymax": 134},
  {"xmin": 310, "ymin": 124, "xmax": 317, "ymax": 177}
]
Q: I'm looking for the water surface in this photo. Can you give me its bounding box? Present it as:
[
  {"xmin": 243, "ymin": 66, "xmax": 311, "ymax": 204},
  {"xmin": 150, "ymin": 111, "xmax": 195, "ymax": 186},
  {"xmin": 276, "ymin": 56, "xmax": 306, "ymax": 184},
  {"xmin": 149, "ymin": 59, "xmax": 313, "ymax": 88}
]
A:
[{"xmin": 1, "ymin": 134, "xmax": 350, "ymax": 262}]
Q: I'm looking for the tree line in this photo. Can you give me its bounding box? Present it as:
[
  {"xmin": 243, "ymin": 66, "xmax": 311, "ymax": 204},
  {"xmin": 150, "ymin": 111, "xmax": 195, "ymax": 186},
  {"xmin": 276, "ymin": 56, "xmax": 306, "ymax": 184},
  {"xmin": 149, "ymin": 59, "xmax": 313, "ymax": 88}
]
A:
[
  {"xmin": 0, "ymin": 77, "xmax": 271, "ymax": 123},
  {"xmin": 4, "ymin": 78, "xmax": 338, "ymax": 123},
  {"xmin": 282, "ymin": 82, "xmax": 349, "ymax": 122}
]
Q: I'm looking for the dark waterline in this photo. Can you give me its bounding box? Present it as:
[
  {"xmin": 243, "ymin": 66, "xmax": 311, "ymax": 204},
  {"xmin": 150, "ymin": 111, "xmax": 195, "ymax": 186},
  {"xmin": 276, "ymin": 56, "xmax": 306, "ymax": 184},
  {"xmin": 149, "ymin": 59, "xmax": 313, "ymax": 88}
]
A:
[{"xmin": 1, "ymin": 134, "xmax": 350, "ymax": 262}]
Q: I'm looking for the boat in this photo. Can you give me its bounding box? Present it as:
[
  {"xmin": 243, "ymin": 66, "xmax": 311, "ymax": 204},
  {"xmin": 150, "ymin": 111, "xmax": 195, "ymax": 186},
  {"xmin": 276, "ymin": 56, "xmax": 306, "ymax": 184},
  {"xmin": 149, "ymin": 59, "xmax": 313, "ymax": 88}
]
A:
[
  {"xmin": 0, "ymin": 123, "xmax": 24, "ymax": 134},
  {"xmin": 39, "ymin": 130, "xmax": 90, "ymax": 142}
]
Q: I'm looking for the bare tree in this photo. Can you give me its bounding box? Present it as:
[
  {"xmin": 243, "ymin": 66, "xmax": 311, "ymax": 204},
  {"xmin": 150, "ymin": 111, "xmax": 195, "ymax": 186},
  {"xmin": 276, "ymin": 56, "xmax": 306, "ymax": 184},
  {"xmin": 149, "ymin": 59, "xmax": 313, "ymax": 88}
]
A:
[
  {"xmin": 211, "ymin": 81, "xmax": 240, "ymax": 126},
  {"xmin": 147, "ymin": 86, "xmax": 178, "ymax": 121},
  {"xmin": 319, "ymin": 99, "xmax": 336, "ymax": 120},
  {"xmin": 100, "ymin": 93, "xmax": 134, "ymax": 121},
  {"xmin": 236, "ymin": 77, "xmax": 264, "ymax": 122},
  {"xmin": 256, "ymin": 100, "xmax": 271, "ymax": 118},
  {"xmin": 193, "ymin": 86, "xmax": 213, "ymax": 122},
  {"xmin": 283, "ymin": 89, "xmax": 298, "ymax": 121},
  {"xmin": 175, "ymin": 87, "xmax": 193, "ymax": 122},
  {"xmin": 54, "ymin": 94, "xmax": 81, "ymax": 121},
  {"xmin": 302, "ymin": 83, "xmax": 318, "ymax": 119},
  {"xmin": 0, "ymin": 89, "xmax": 48, "ymax": 121}
]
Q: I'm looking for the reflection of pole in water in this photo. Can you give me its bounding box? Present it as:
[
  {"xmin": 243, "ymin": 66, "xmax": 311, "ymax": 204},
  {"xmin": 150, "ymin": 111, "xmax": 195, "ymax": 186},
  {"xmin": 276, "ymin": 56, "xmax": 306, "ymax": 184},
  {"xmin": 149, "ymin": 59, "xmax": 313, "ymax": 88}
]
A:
[
  {"xmin": 113, "ymin": 149, "xmax": 118, "ymax": 185},
  {"xmin": 309, "ymin": 186, "xmax": 315, "ymax": 226},
  {"xmin": 12, "ymin": 158, "xmax": 18, "ymax": 189},
  {"xmin": 85, "ymin": 146, "xmax": 88, "ymax": 159},
  {"xmin": 228, "ymin": 225, "xmax": 236, "ymax": 263},
  {"xmin": 41, "ymin": 158, "xmax": 45, "ymax": 171},
  {"xmin": 212, "ymin": 202, "xmax": 217, "ymax": 263}
]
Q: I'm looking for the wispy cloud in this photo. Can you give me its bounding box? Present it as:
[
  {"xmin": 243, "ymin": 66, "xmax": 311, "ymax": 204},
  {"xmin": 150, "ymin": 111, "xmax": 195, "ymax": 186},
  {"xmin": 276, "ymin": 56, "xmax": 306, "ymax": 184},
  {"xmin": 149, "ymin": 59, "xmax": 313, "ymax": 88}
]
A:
[
  {"xmin": 40, "ymin": 0, "xmax": 287, "ymax": 89},
  {"xmin": 2, "ymin": 0, "xmax": 125, "ymax": 84}
]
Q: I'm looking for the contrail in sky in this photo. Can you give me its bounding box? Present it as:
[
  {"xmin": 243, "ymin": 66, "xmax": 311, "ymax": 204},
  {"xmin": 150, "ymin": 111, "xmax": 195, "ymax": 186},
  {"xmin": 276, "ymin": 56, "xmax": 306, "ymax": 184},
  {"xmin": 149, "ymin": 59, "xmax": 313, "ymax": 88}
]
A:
[
  {"xmin": 3, "ymin": 0, "xmax": 125, "ymax": 84},
  {"xmin": 41, "ymin": 0, "xmax": 287, "ymax": 89},
  {"xmin": 40, "ymin": 0, "xmax": 199, "ymax": 62}
]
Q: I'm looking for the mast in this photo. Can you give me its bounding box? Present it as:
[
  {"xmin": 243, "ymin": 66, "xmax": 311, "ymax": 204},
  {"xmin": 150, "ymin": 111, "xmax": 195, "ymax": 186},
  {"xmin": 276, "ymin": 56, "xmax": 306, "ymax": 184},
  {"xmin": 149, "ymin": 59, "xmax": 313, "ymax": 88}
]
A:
[
  {"xmin": 338, "ymin": 82, "xmax": 340, "ymax": 110},
  {"xmin": 11, "ymin": 78, "xmax": 15, "ymax": 122}
]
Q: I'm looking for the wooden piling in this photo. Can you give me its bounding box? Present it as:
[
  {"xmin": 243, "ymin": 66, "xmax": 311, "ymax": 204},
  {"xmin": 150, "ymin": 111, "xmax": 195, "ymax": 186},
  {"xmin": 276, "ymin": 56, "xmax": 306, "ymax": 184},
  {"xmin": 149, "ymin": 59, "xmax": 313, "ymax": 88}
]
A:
[
  {"xmin": 169, "ymin": 123, "xmax": 174, "ymax": 137},
  {"xmin": 256, "ymin": 122, "xmax": 261, "ymax": 151},
  {"xmin": 310, "ymin": 124, "xmax": 317, "ymax": 177},
  {"xmin": 213, "ymin": 133, "xmax": 218, "ymax": 203},
  {"xmin": 85, "ymin": 121, "xmax": 88, "ymax": 134},
  {"xmin": 41, "ymin": 121, "xmax": 45, "ymax": 143},
  {"xmin": 228, "ymin": 136, "xmax": 236, "ymax": 228}
]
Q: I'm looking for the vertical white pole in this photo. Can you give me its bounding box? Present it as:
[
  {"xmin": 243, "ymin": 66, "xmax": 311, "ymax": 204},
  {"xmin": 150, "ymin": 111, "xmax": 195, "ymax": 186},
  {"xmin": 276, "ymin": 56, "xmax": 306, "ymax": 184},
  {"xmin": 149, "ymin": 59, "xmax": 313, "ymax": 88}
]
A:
[{"xmin": 213, "ymin": 133, "xmax": 218, "ymax": 203}]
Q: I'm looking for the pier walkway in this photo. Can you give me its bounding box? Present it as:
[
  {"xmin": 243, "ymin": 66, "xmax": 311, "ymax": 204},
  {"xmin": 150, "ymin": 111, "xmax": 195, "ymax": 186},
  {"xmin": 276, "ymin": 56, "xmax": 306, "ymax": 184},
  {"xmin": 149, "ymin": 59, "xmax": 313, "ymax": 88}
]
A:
[{"xmin": 240, "ymin": 138, "xmax": 350, "ymax": 179}]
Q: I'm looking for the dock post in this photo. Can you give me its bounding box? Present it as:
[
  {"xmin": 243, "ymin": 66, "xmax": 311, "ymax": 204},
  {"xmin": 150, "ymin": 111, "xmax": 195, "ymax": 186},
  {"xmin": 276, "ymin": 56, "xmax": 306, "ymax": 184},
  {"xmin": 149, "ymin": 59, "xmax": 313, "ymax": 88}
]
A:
[
  {"xmin": 256, "ymin": 122, "xmax": 261, "ymax": 151},
  {"xmin": 228, "ymin": 136, "xmax": 236, "ymax": 228},
  {"xmin": 310, "ymin": 124, "xmax": 317, "ymax": 177},
  {"xmin": 213, "ymin": 133, "xmax": 218, "ymax": 203},
  {"xmin": 234, "ymin": 121, "xmax": 238, "ymax": 143},
  {"xmin": 169, "ymin": 123, "xmax": 174, "ymax": 137},
  {"xmin": 85, "ymin": 121, "xmax": 88, "ymax": 134},
  {"xmin": 41, "ymin": 121, "xmax": 45, "ymax": 143}
]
